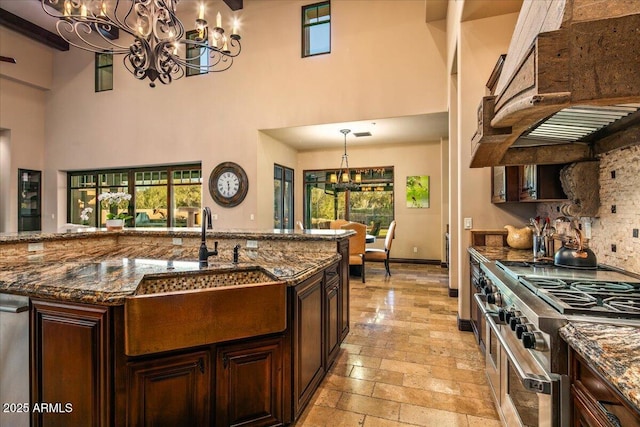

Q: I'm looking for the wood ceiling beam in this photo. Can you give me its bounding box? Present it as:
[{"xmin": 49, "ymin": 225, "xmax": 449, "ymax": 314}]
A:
[
  {"xmin": 0, "ymin": 8, "xmax": 69, "ymax": 51},
  {"xmin": 223, "ymin": 0, "xmax": 243, "ymax": 11}
]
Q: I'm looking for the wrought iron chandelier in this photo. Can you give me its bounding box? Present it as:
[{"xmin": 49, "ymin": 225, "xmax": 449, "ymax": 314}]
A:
[
  {"xmin": 330, "ymin": 129, "xmax": 361, "ymax": 191},
  {"xmin": 41, "ymin": 0, "xmax": 241, "ymax": 87}
]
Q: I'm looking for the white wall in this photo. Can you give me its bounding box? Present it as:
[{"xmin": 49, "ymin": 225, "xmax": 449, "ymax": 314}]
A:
[
  {"xmin": 453, "ymin": 11, "xmax": 536, "ymax": 319},
  {"xmin": 27, "ymin": 0, "xmax": 448, "ymax": 233}
]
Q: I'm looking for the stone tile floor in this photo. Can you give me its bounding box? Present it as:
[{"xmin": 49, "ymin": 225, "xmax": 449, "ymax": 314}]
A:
[{"xmin": 295, "ymin": 263, "xmax": 502, "ymax": 426}]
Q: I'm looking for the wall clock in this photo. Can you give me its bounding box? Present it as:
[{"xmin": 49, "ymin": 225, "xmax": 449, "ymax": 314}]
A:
[{"xmin": 208, "ymin": 162, "xmax": 249, "ymax": 207}]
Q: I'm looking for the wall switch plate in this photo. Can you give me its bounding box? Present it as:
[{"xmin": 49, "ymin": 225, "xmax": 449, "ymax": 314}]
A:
[
  {"xmin": 250, "ymin": 214, "xmax": 255, "ymax": 220},
  {"xmin": 463, "ymin": 218, "xmax": 473, "ymax": 229},
  {"xmin": 413, "ymin": 247, "xmax": 418, "ymax": 253},
  {"xmin": 246, "ymin": 240, "xmax": 258, "ymax": 249}
]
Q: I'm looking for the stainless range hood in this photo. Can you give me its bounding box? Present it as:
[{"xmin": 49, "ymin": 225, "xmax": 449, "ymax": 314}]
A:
[{"xmin": 470, "ymin": 0, "xmax": 640, "ymax": 167}]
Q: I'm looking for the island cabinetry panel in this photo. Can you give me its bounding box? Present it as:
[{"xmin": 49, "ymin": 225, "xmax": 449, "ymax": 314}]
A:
[
  {"xmin": 569, "ymin": 348, "xmax": 640, "ymax": 427},
  {"xmin": 290, "ymin": 271, "xmax": 325, "ymax": 420},
  {"xmin": 337, "ymin": 239, "xmax": 350, "ymax": 341},
  {"xmin": 127, "ymin": 349, "xmax": 211, "ymax": 427},
  {"xmin": 324, "ymin": 262, "xmax": 341, "ymax": 368},
  {"xmin": 31, "ymin": 299, "xmax": 111, "ymax": 427},
  {"xmin": 215, "ymin": 336, "xmax": 283, "ymax": 427}
]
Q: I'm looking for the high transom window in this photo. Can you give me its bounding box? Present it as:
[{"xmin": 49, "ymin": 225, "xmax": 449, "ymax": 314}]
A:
[{"xmin": 302, "ymin": 1, "xmax": 331, "ymax": 57}]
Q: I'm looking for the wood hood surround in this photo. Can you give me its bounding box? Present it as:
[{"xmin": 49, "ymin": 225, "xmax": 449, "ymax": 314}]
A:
[{"xmin": 470, "ymin": 0, "xmax": 640, "ymax": 168}]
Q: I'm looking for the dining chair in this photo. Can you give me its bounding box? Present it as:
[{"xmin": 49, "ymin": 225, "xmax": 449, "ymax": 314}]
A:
[
  {"xmin": 341, "ymin": 221, "xmax": 367, "ymax": 283},
  {"xmin": 330, "ymin": 219, "xmax": 349, "ymax": 230},
  {"xmin": 364, "ymin": 220, "xmax": 396, "ymax": 276}
]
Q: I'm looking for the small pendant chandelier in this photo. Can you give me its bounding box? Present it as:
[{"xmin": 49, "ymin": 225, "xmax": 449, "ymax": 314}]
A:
[{"xmin": 330, "ymin": 129, "xmax": 361, "ymax": 190}]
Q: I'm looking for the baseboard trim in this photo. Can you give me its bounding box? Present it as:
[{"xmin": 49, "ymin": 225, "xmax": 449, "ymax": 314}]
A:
[
  {"xmin": 448, "ymin": 288, "xmax": 458, "ymax": 298},
  {"xmin": 391, "ymin": 258, "xmax": 442, "ymax": 265},
  {"xmin": 457, "ymin": 315, "xmax": 473, "ymax": 332}
]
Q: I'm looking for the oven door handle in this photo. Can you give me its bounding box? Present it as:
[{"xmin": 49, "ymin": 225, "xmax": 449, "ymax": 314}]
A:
[
  {"xmin": 473, "ymin": 293, "xmax": 497, "ymax": 317},
  {"xmin": 484, "ymin": 309, "xmax": 556, "ymax": 395}
]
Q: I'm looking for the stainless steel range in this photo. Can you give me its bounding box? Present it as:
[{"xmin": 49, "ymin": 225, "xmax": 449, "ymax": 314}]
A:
[{"xmin": 474, "ymin": 260, "xmax": 640, "ymax": 427}]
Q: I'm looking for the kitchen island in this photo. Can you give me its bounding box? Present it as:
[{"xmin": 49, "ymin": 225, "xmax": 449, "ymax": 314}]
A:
[{"xmin": 0, "ymin": 228, "xmax": 352, "ymax": 426}]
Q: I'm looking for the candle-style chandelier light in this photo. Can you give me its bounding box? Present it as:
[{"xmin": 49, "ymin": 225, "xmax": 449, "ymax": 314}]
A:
[
  {"xmin": 41, "ymin": 0, "xmax": 242, "ymax": 87},
  {"xmin": 330, "ymin": 129, "xmax": 361, "ymax": 191}
]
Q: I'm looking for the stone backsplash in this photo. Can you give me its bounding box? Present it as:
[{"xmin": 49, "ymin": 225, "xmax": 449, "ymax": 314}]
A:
[{"xmin": 538, "ymin": 145, "xmax": 640, "ymax": 274}]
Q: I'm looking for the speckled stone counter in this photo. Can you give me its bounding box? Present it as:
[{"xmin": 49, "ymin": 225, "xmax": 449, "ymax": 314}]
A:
[
  {"xmin": 560, "ymin": 322, "xmax": 640, "ymax": 412},
  {"xmin": 468, "ymin": 246, "xmax": 534, "ymax": 263},
  {"xmin": 0, "ymin": 228, "xmax": 349, "ymax": 305}
]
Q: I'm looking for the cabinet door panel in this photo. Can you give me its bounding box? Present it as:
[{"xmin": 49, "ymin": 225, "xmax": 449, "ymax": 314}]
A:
[
  {"xmin": 127, "ymin": 350, "xmax": 210, "ymax": 427},
  {"xmin": 325, "ymin": 278, "xmax": 340, "ymax": 367},
  {"xmin": 31, "ymin": 300, "xmax": 111, "ymax": 427},
  {"xmin": 216, "ymin": 337, "xmax": 283, "ymax": 427},
  {"xmin": 292, "ymin": 272, "xmax": 324, "ymax": 417}
]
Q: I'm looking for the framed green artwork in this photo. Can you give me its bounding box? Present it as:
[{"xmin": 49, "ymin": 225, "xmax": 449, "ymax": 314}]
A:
[{"xmin": 406, "ymin": 175, "xmax": 429, "ymax": 208}]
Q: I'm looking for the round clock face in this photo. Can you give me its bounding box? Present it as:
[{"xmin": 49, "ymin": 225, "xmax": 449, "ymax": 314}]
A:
[
  {"xmin": 217, "ymin": 171, "xmax": 240, "ymax": 198},
  {"xmin": 209, "ymin": 162, "xmax": 248, "ymax": 207}
]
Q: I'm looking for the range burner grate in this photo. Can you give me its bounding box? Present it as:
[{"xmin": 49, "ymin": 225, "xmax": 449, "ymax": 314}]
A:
[
  {"xmin": 519, "ymin": 277, "xmax": 567, "ymax": 293},
  {"xmin": 603, "ymin": 296, "xmax": 640, "ymax": 313},
  {"xmin": 538, "ymin": 289, "xmax": 600, "ymax": 311},
  {"xmin": 570, "ymin": 281, "xmax": 636, "ymax": 293}
]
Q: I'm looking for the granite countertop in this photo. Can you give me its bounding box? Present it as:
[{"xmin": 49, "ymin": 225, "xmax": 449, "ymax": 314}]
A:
[
  {"xmin": 0, "ymin": 227, "xmax": 353, "ymax": 244},
  {"xmin": 560, "ymin": 322, "xmax": 640, "ymax": 412},
  {"xmin": 468, "ymin": 245, "xmax": 534, "ymax": 263},
  {"xmin": 0, "ymin": 228, "xmax": 345, "ymax": 305}
]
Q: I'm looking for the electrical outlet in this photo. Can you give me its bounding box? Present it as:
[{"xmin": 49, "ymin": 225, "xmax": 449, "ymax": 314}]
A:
[
  {"xmin": 250, "ymin": 214, "xmax": 255, "ymax": 220},
  {"xmin": 213, "ymin": 213, "xmax": 218, "ymax": 220},
  {"xmin": 413, "ymin": 247, "xmax": 418, "ymax": 253},
  {"xmin": 634, "ymin": 229, "xmax": 639, "ymax": 238},
  {"xmin": 28, "ymin": 242, "xmax": 44, "ymax": 252},
  {"xmin": 611, "ymin": 244, "xmax": 617, "ymax": 253},
  {"xmin": 246, "ymin": 240, "xmax": 258, "ymax": 249},
  {"xmin": 172, "ymin": 238, "xmax": 183, "ymax": 245},
  {"xmin": 464, "ymin": 218, "xmax": 473, "ymax": 229}
]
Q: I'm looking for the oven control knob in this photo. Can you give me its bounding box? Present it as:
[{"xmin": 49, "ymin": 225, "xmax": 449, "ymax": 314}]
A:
[
  {"xmin": 498, "ymin": 308, "xmax": 507, "ymax": 322},
  {"xmin": 515, "ymin": 323, "xmax": 528, "ymax": 339},
  {"xmin": 509, "ymin": 317, "xmax": 522, "ymax": 331},
  {"xmin": 487, "ymin": 292, "xmax": 501, "ymax": 305},
  {"xmin": 522, "ymin": 332, "xmax": 546, "ymax": 351},
  {"xmin": 478, "ymin": 276, "xmax": 487, "ymax": 288}
]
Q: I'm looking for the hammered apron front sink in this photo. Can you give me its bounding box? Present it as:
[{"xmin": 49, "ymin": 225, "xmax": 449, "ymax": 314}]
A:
[{"xmin": 124, "ymin": 267, "xmax": 286, "ymax": 356}]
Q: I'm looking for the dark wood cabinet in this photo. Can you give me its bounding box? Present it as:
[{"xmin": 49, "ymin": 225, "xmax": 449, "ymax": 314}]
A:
[
  {"xmin": 520, "ymin": 164, "xmax": 568, "ymax": 201},
  {"xmin": 324, "ymin": 262, "xmax": 341, "ymax": 367},
  {"xmin": 337, "ymin": 239, "xmax": 350, "ymax": 341},
  {"xmin": 127, "ymin": 350, "xmax": 211, "ymax": 427},
  {"xmin": 215, "ymin": 337, "xmax": 283, "ymax": 427},
  {"xmin": 492, "ymin": 164, "xmax": 568, "ymax": 203},
  {"xmin": 290, "ymin": 271, "xmax": 324, "ymax": 419},
  {"xmin": 29, "ymin": 259, "xmax": 348, "ymax": 427},
  {"xmin": 491, "ymin": 165, "xmax": 520, "ymax": 203},
  {"xmin": 31, "ymin": 299, "xmax": 111, "ymax": 427},
  {"xmin": 569, "ymin": 348, "xmax": 640, "ymax": 427}
]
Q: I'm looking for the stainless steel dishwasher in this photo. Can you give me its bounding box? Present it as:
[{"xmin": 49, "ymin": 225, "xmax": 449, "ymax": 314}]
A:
[{"xmin": 0, "ymin": 294, "xmax": 30, "ymax": 427}]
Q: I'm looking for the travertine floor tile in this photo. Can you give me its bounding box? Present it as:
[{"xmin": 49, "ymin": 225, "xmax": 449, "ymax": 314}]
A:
[{"xmin": 296, "ymin": 264, "xmax": 501, "ymax": 426}]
